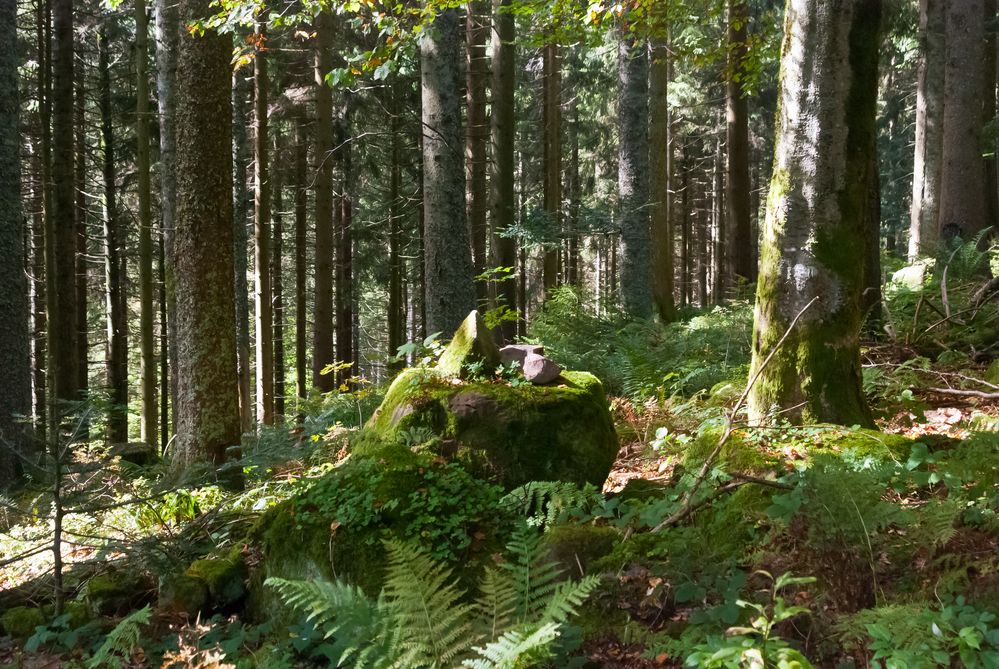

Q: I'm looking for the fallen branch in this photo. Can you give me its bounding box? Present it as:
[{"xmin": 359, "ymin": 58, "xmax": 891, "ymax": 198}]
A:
[{"xmin": 923, "ymin": 387, "xmax": 999, "ymax": 400}]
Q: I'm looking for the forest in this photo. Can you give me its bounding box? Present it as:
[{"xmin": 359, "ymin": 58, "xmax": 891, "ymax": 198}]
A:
[{"xmin": 2, "ymin": 0, "xmax": 999, "ymax": 666}]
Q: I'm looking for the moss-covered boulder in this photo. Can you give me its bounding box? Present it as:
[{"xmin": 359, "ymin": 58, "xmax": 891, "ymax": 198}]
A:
[
  {"xmin": 185, "ymin": 547, "xmax": 247, "ymax": 610},
  {"xmin": 0, "ymin": 605, "xmax": 45, "ymax": 640},
  {"xmin": 83, "ymin": 569, "xmax": 154, "ymax": 616},
  {"xmin": 356, "ymin": 368, "xmax": 619, "ymax": 489},
  {"xmin": 436, "ymin": 310, "xmax": 501, "ymax": 378},
  {"xmin": 543, "ymin": 524, "xmax": 620, "ymax": 575}
]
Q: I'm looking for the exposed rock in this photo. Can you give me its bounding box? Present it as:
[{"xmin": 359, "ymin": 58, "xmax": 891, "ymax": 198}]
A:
[
  {"xmin": 185, "ymin": 548, "xmax": 247, "ymax": 610},
  {"xmin": 359, "ymin": 368, "xmax": 619, "ymax": 489},
  {"xmin": 890, "ymin": 260, "xmax": 934, "ymax": 292},
  {"xmin": 522, "ymin": 352, "xmax": 562, "ymax": 385},
  {"xmin": 159, "ymin": 573, "xmax": 209, "ymax": 616},
  {"xmin": 84, "ymin": 569, "xmax": 154, "ymax": 616},
  {"xmin": 112, "ymin": 441, "xmax": 159, "ymax": 466},
  {"xmin": 436, "ymin": 310, "xmax": 501, "ymax": 378},
  {"xmin": 499, "ymin": 344, "xmax": 544, "ymax": 367}
]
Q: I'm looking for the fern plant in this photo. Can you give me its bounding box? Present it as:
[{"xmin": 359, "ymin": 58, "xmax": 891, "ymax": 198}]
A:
[
  {"xmin": 87, "ymin": 605, "xmax": 152, "ymax": 669},
  {"xmin": 266, "ymin": 523, "xmax": 599, "ymax": 669}
]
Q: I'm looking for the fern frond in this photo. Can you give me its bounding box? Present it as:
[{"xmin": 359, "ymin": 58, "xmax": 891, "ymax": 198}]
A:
[
  {"xmin": 501, "ymin": 481, "xmax": 599, "ymax": 527},
  {"xmin": 476, "ymin": 566, "xmax": 519, "ymax": 643},
  {"xmin": 540, "ymin": 575, "xmax": 600, "ymax": 625},
  {"xmin": 461, "ymin": 622, "xmax": 561, "ymax": 669},
  {"xmin": 501, "ymin": 524, "xmax": 563, "ymax": 622},
  {"xmin": 382, "ymin": 538, "xmax": 474, "ymax": 666},
  {"xmin": 88, "ymin": 605, "xmax": 151, "ymax": 669}
]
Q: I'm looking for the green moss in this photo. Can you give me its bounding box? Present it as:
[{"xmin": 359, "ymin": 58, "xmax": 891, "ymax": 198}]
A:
[
  {"xmin": 616, "ymin": 478, "xmax": 669, "ymax": 503},
  {"xmin": 358, "ymin": 368, "xmax": 618, "ymax": 489},
  {"xmin": 84, "ymin": 571, "xmax": 150, "ymax": 616},
  {"xmin": 0, "ymin": 606, "xmax": 44, "ymax": 640},
  {"xmin": 683, "ymin": 428, "xmax": 777, "ymax": 473},
  {"xmin": 186, "ymin": 547, "xmax": 248, "ymax": 609},
  {"xmin": 159, "ymin": 573, "xmax": 209, "ymax": 615},
  {"xmin": 436, "ymin": 310, "xmax": 501, "ymax": 378},
  {"xmin": 805, "ymin": 426, "xmax": 913, "ymax": 462},
  {"xmin": 987, "ymin": 359, "xmax": 999, "ymax": 385},
  {"xmin": 543, "ymin": 524, "xmax": 620, "ymax": 575}
]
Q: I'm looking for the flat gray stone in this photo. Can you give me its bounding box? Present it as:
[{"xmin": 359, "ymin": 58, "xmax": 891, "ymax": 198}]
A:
[{"xmin": 499, "ymin": 344, "xmax": 545, "ymax": 367}]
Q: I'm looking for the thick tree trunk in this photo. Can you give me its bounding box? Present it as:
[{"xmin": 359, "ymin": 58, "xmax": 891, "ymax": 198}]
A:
[
  {"xmin": 155, "ymin": 0, "xmax": 178, "ymax": 434},
  {"xmin": 137, "ymin": 0, "xmax": 157, "ymax": 447},
  {"xmin": 100, "ymin": 26, "xmax": 127, "ymax": 445},
  {"xmin": 293, "ymin": 115, "xmax": 308, "ymax": 403},
  {"xmin": 313, "ymin": 14, "xmax": 335, "ymax": 392},
  {"xmin": 49, "ymin": 0, "xmax": 78, "ymax": 421},
  {"xmin": 466, "ymin": 2, "xmax": 489, "ymax": 304},
  {"xmin": 0, "ymin": 0, "xmax": 31, "ymax": 485},
  {"xmin": 650, "ymin": 41, "xmax": 674, "ymax": 321},
  {"xmin": 618, "ymin": 28, "xmax": 651, "ymax": 318},
  {"xmin": 253, "ymin": 19, "xmax": 273, "ymax": 424},
  {"xmin": 542, "ymin": 41, "xmax": 561, "ymax": 294},
  {"xmin": 421, "ymin": 7, "xmax": 474, "ymax": 336},
  {"xmin": 172, "ymin": 0, "xmax": 240, "ymax": 467},
  {"xmin": 939, "ymin": 0, "xmax": 988, "ymax": 240},
  {"xmin": 727, "ymin": 0, "xmax": 753, "ymax": 285},
  {"xmin": 908, "ymin": 0, "xmax": 945, "ymax": 259},
  {"xmin": 748, "ymin": 0, "xmax": 880, "ymax": 427},
  {"xmin": 490, "ymin": 0, "xmax": 517, "ymax": 342},
  {"xmin": 232, "ymin": 72, "xmax": 252, "ymax": 430}
]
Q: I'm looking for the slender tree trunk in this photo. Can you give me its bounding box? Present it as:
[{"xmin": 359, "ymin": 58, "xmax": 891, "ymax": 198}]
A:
[
  {"xmin": 864, "ymin": 152, "xmax": 883, "ymax": 325},
  {"xmin": 728, "ymin": 0, "xmax": 753, "ymax": 284},
  {"xmin": 939, "ymin": 0, "xmax": 988, "ymax": 240},
  {"xmin": 388, "ymin": 83, "xmax": 404, "ymax": 374},
  {"xmin": 542, "ymin": 40, "xmax": 561, "ymax": 294},
  {"xmin": 490, "ymin": 0, "xmax": 517, "ymax": 342},
  {"xmin": 618, "ymin": 27, "xmax": 651, "ymax": 317},
  {"xmin": 159, "ymin": 230, "xmax": 168, "ymax": 449},
  {"xmin": 272, "ymin": 135, "xmax": 284, "ymax": 418},
  {"xmin": 294, "ymin": 115, "xmax": 308, "ymax": 402},
  {"xmin": 232, "ymin": 72, "xmax": 252, "ymax": 430},
  {"xmin": 100, "ymin": 26, "xmax": 127, "ymax": 444},
  {"xmin": 335, "ymin": 98, "xmax": 353, "ymax": 388},
  {"xmin": 680, "ymin": 150, "xmax": 690, "ymax": 308},
  {"xmin": 33, "ymin": 0, "xmax": 49, "ymax": 442},
  {"xmin": 984, "ymin": 0, "xmax": 998, "ymax": 232},
  {"xmin": 50, "ymin": 0, "xmax": 78, "ymax": 422},
  {"xmin": 466, "ymin": 2, "xmax": 489, "ymax": 304},
  {"xmin": 566, "ymin": 91, "xmax": 581, "ymax": 287},
  {"xmin": 253, "ymin": 19, "xmax": 273, "ymax": 424},
  {"xmin": 0, "ymin": 0, "xmax": 31, "ymax": 485},
  {"xmin": 713, "ymin": 137, "xmax": 725, "ymax": 303},
  {"xmin": 422, "ymin": 6, "xmax": 474, "ymax": 335},
  {"xmin": 155, "ymin": 0, "xmax": 178, "ymax": 434},
  {"xmin": 909, "ymin": 0, "xmax": 945, "ymax": 258},
  {"xmin": 173, "ymin": 0, "xmax": 240, "ymax": 467},
  {"xmin": 73, "ymin": 71, "xmax": 87, "ymax": 407},
  {"xmin": 650, "ymin": 41, "xmax": 674, "ymax": 321},
  {"xmin": 748, "ymin": 0, "xmax": 880, "ymax": 427},
  {"xmin": 313, "ymin": 14, "xmax": 336, "ymax": 391},
  {"xmin": 697, "ymin": 176, "xmax": 708, "ymax": 307},
  {"xmin": 136, "ymin": 0, "xmax": 157, "ymax": 447}
]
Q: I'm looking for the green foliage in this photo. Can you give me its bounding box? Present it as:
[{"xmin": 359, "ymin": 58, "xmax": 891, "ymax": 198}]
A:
[
  {"xmin": 87, "ymin": 605, "xmax": 152, "ymax": 669},
  {"xmin": 266, "ymin": 524, "xmax": 598, "ymax": 669},
  {"xmin": 527, "ymin": 288, "xmax": 751, "ymax": 399}
]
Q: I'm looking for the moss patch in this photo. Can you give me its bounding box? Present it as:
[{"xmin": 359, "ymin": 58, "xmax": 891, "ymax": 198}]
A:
[
  {"xmin": 185, "ymin": 547, "xmax": 246, "ymax": 610},
  {"xmin": 0, "ymin": 606, "xmax": 45, "ymax": 640},
  {"xmin": 544, "ymin": 524, "xmax": 620, "ymax": 576}
]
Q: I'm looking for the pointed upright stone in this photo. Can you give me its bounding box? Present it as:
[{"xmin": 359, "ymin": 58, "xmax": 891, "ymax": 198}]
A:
[{"xmin": 437, "ymin": 310, "xmax": 501, "ymax": 378}]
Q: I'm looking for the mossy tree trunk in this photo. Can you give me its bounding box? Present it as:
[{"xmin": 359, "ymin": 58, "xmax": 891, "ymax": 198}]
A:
[
  {"xmin": 172, "ymin": 0, "xmax": 241, "ymax": 467},
  {"xmin": 0, "ymin": 0, "xmax": 30, "ymax": 486},
  {"xmin": 421, "ymin": 6, "xmax": 474, "ymax": 336},
  {"xmin": 747, "ymin": 0, "xmax": 880, "ymax": 428}
]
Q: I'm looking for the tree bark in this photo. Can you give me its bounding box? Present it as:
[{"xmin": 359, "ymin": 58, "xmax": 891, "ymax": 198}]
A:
[
  {"xmin": 137, "ymin": 0, "xmax": 157, "ymax": 447},
  {"xmin": 748, "ymin": 0, "xmax": 880, "ymax": 427},
  {"xmin": 0, "ymin": 0, "xmax": 31, "ymax": 485},
  {"xmin": 421, "ymin": 7, "xmax": 474, "ymax": 336},
  {"xmin": 33, "ymin": 0, "xmax": 49, "ymax": 442},
  {"xmin": 908, "ymin": 0, "xmax": 945, "ymax": 259},
  {"xmin": 939, "ymin": 0, "xmax": 988, "ymax": 240},
  {"xmin": 490, "ymin": 0, "xmax": 517, "ymax": 342},
  {"xmin": 232, "ymin": 72, "xmax": 252, "ymax": 430},
  {"xmin": 99, "ymin": 25, "xmax": 127, "ymax": 445},
  {"xmin": 73, "ymin": 68, "xmax": 87, "ymax": 410},
  {"xmin": 335, "ymin": 97, "xmax": 353, "ymax": 388},
  {"xmin": 542, "ymin": 40, "xmax": 561, "ymax": 294},
  {"xmin": 272, "ymin": 133, "xmax": 284, "ymax": 419},
  {"xmin": 313, "ymin": 14, "xmax": 335, "ymax": 391},
  {"xmin": 388, "ymin": 83, "xmax": 404, "ymax": 374},
  {"xmin": 466, "ymin": 2, "xmax": 489, "ymax": 304},
  {"xmin": 294, "ymin": 114, "xmax": 308, "ymax": 403},
  {"xmin": 618, "ymin": 27, "xmax": 651, "ymax": 318},
  {"xmin": 253, "ymin": 18, "xmax": 273, "ymax": 424},
  {"xmin": 650, "ymin": 41, "xmax": 674, "ymax": 321},
  {"xmin": 173, "ymin": 0, "xmax": 240, "ymax": 467},
  {"xmin": 727, "ymin": 0, "xmax": 753, "ymax": 284}
]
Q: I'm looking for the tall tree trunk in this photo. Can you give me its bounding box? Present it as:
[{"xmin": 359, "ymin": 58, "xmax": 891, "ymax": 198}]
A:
[
  {"xmin": 272, "ymin": 134, "xmax": 284, "ymax": 418},
  {"xmin": 939, "ymin": 0, "xmax": 988, "ymax": 240},
  {"xmin": 158, "ymin": 228, "xmax": 168, "ymax": 449},
  {"xmin": 713, "ymin": 137, "xmax": 725, "ymax": 303},
  {"xmin": 618, "ymin": 27, "xmax": 651, "ymax": 318},
  {"xmin": 73, "ymin": 69, "xmax": 87, "ymax": 407},
  {"xmin": 335, "ymin": 97, "xmax": 353, "ymax": 388},
  {"xmin": 100, "ymin": 26, "xmax": 127, "ymax": 445},
  {"xmin": 542, "ymin": 40, "xmax": 561, "ymax": 294},
  {"xmin": 566, "ymin": 91, "xmax": 581, "ymax": 287},
  {"xmin": 33, "ymin": 0, "xmax": 49, "ymax": 442},
  {"xmin": 650, "ymin": 41, "xmax": 674, "ymax": 321},
  {"xmin": 864, "ymin": 152, "xmax": 883, "ymax": 325},
  {"xmin": 421, "ymin": 7, "xmax": 474, "ymax": 336},
  {"xmin": 727, "ymin": 0, "xmax": 753, "ymax": 284},
  {"xmin": 680, "ymin": 149, "xmax": 690, "ymax": 308},
  {"xmin": 0, "ymin": 0, "xmax": 31, "ymax": 485},
  {"xmin": 294, "ymin": 114, "xmax": 308, "ymax": 403},
  {"xmin": 984, "ymin": 0, "xmax": 998, "ymax": 233},
  {"xmin": 313, "ymin": 14, "xmax": 335, "ymax": 391},
  {"xmin": 466, "ymin": 2, "xmax": 489, "ymax": 304},
  {"xmin": 136, "ymin": 0, "xmax": 157, "ymax": 447},
  {"xmin": 49, "ymin": 0, "xmax": 78, "ymax": 423},
  {"xmin": 155, "ymin": 0, "xmax": 178, "ymax": 434},
  {"xmin": 490, "ymin": 0, "xmax": 517, "ymax": 342},
  {"xmin": 232, "ymin": 72, "xmax": 252, "ymax": 430},
  {"xmin": 253, "ymin": 18, "xmax": 273, "ymax": 424},
  {"xmin": 388, "ymin": 83, "xmax": 404, "ymax": 374},
  {"xmin": 172, "ymin": 0, "xmax": 240, "ymax": 467},
  {"xmin": 909, "ymin": 0, "xmax": 945, "ymax": 259},
  {"xmin": 748, "ymin": 0, "xmax": 880, "ymax": 427}
]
